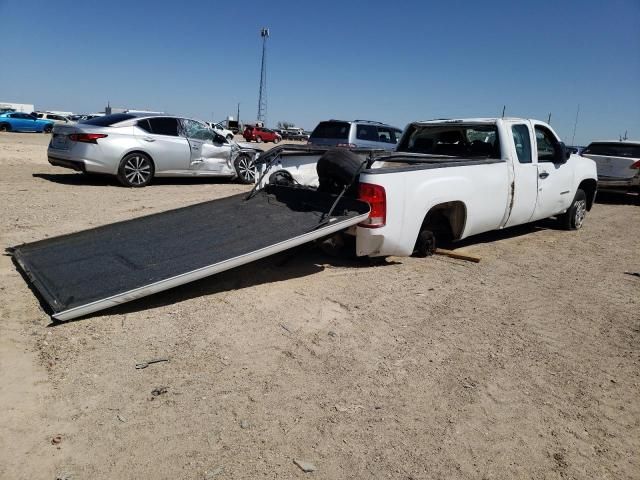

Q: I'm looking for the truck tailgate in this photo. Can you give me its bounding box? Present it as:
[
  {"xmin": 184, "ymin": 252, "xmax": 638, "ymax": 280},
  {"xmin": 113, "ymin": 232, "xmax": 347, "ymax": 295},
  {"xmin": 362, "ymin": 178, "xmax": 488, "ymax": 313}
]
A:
[{"xmin": 11, "ymin": 186, "xmax": 369, "ymax": 321}]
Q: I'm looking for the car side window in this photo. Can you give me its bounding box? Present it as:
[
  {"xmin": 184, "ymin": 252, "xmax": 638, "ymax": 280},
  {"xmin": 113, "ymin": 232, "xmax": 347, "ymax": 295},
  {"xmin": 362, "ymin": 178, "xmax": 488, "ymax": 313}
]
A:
[
  {"xmin": 534, "ymin": 126, "xmax": 558, "ymax": 162},
  {"xmin": 511, "ymin": 124, "xmax": 532, "ymax": 163},
  {"xmin": 181, "ymin": 119, "xmax": 215, "ymax": 141},
  {"xmin": 356, "ymin": 124, "xmax": 378, "ymax": 141},
  {"xmin": 147, "ymin": 117, "xmax": 179, "ymax": 136},
  {"xmin": 376, "ymin": 126, "xmax": 393, "ymax": 143},
  {"xmin": 137, "ymin": 119, "xmax": 152, "ymax": 133}
]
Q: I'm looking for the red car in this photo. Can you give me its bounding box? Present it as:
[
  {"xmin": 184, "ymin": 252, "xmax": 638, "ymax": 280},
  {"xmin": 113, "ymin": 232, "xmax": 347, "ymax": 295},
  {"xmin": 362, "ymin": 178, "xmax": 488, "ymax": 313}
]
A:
[{"xmin": 243, "ymin": 126, "xmax": 282, "ymax": 143}]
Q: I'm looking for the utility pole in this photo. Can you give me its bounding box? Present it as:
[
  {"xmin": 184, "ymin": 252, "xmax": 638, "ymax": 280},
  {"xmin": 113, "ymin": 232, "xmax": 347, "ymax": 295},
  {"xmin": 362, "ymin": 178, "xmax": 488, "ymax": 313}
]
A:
[
  {"xmin": 257, "ymin": 27, "xmax": 270, "ymax": 125},
  {"xmin": 237, "ymin": 102, "xmax": 240, "ymax": 123}
]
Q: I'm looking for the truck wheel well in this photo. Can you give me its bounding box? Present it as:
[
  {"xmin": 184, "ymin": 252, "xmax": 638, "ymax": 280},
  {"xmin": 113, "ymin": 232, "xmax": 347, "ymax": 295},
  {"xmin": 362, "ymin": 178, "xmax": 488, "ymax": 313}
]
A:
[
  {"xmin": 578, "ymin": 179, "xmax": 597, "ymax": 210},
  {"xmin": 419, "ymin": 201, "xmax": 467, "ymax": 242}
]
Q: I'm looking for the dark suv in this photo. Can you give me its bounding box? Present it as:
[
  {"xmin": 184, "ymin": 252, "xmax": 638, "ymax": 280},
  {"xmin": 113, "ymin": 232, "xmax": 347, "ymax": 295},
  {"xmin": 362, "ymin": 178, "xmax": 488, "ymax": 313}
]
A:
[
  {"xmin": 243, "ymin": 125, "xmax": 282, "ymax": 143},
  {"xmin": 308, "ymin": 120, "xmax": 403, "ymax": 150}
]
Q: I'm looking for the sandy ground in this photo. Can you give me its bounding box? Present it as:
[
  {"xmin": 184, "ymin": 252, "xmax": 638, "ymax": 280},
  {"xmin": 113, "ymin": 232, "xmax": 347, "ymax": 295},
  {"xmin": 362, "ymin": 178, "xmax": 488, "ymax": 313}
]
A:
[{"xmin": 0, "ymin": 132, "xmax": 638, "ymax": 480}]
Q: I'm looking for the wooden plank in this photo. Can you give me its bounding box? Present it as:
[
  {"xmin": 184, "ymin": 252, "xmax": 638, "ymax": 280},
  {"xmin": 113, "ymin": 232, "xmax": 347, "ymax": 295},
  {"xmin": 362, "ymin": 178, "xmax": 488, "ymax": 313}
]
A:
[{"xmin": 435, "ymin": 248, "xmax": 481, "ymax": 263}]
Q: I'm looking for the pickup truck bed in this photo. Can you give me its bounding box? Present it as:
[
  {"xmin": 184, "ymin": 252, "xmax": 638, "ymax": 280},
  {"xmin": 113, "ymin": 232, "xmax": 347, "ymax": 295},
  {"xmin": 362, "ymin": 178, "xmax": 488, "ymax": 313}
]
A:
[{"xmin": 11, "ymin": 185, "xmax": 369, "ymax": 321}]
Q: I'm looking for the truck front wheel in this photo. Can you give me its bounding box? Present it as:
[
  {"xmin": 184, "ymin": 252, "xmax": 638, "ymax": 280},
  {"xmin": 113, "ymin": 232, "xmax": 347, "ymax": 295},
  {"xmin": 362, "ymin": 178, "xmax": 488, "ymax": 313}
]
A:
[{"xmin": 558, "ymin": 188, "xmax": 587, "ymax": 230}]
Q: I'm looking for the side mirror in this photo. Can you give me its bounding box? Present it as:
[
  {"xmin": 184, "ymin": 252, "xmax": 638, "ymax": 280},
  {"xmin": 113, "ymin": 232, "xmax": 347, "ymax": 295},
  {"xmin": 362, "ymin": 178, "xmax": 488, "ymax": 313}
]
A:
[{"xmin": 554, "ymin": 142, "xmax": 569, "ymax": 163}]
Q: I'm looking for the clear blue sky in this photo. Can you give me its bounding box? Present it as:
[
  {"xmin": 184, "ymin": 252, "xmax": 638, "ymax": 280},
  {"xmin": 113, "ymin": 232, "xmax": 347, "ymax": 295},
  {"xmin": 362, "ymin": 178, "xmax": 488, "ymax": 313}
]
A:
[{"xmin": 1, "ymin": 0, "xmax": 638, "ymax": 144}]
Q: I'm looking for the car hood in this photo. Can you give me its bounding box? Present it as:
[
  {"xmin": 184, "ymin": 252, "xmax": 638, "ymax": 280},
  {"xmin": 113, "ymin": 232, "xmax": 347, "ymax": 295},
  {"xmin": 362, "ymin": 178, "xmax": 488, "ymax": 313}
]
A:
[{"xmin": 233, "ymin": 141, "xmax": 262, "ymax": 151}]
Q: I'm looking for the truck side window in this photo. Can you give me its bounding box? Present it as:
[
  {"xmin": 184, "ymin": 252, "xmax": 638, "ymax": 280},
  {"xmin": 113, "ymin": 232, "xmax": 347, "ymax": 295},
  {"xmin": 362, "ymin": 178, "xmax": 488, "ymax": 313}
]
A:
[
  {"xmin": 534, "ymin": 126, "xmax": 558, "ymax": 162},
  {"xmin": 511, "ymin": 125, "xmax": 532, "ymax": 163}
]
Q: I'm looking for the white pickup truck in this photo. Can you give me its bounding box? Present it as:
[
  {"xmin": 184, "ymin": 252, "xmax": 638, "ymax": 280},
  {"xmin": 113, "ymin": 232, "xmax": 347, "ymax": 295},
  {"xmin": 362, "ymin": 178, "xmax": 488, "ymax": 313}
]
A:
[
  {"xmin": 258, "ymin": 117, "xmax": 598, "ymax": 257},
  {"xmin": 11, "ymin": 117, "xmax": 598, "ymax": 321}
]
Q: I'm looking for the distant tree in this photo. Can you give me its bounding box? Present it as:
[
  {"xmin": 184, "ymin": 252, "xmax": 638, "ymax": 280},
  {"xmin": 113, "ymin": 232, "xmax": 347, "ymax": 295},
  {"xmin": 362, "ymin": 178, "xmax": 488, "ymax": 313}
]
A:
[{"xmin": 277, "ymin": 121, "xmax": 294, "ymax": 130}]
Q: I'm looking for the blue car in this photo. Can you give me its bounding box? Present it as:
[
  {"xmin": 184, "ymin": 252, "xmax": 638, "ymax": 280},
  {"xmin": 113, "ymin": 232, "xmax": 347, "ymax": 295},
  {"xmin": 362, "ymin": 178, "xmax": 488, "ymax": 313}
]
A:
[{"xmin": 0, "ymin": 112, "xmax": 54, "ymax": 133}]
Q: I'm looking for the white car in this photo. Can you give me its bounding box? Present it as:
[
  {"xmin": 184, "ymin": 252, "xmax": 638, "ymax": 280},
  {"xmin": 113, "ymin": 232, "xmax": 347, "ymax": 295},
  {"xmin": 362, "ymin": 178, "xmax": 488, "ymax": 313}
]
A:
[
  {"xmin": 206, "ymin": 122, "xmax": 235, "ymax": 141},
  {"xmin": 35, "ymin": 112, "xmax": 74, "ymax": 125}
]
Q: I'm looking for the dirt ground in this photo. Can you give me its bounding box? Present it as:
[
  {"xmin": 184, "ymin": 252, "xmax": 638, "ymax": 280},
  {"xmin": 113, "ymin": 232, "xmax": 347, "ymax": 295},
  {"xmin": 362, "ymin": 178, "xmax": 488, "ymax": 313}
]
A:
[{"xmin": 0, "ymin": 132, "xmax": 638, "ymax": 480}]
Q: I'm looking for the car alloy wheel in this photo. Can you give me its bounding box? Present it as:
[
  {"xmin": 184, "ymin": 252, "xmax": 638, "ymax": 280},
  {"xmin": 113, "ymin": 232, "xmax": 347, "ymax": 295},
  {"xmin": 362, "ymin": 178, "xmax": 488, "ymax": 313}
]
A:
[
  {"xmin": 235, "ymin": 154, "xmax": 256, "ymax": 184},
  {"xmin": 255, "ymin": 136, "xmax": 263, "ymax": 143},
  {"xmin": 121, "ymin": 154, "xmax": 153, "ymax": 187}
]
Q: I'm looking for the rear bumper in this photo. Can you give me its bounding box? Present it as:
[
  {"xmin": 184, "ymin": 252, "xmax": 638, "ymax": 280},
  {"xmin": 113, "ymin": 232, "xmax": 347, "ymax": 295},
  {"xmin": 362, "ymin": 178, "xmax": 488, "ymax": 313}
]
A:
[
  {"xmin": 48, "ymin": 156, "xmax": 86, "ymax": 172},
  {"xmin": 598, "ymin": 175, "xmax": 640, "ymax": 191}
]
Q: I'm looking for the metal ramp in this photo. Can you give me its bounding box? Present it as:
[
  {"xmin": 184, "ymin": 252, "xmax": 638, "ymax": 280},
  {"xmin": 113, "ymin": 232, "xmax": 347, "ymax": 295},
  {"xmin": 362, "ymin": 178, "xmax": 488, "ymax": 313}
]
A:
[{"xmin": 11, "ymin": 185, "xmax": 370, "ymax": 321}]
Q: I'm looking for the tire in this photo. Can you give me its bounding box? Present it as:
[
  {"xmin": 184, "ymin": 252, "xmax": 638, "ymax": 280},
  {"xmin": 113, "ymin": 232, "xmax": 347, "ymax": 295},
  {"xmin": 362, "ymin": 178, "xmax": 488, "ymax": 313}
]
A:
[
  {"xmin": 255, "ymin": 136, "xmax": 263, "ymax": 143},
  {"xmin": 558, "ymin": 188, "xmax": 587, "ymax": 230},
  {"xmin": 0, "ymin": 123, "xmax": 11, "ymax": 132},
  {"xmin": 273, "ymin": 136, "xmax": 281, "ymax": 144},
  {"xmin": 43, "ymin": 125, "xmax": 53, "ymax": 134},
  {"xmin": 117, "ymin": 153, "xmax": 154, "ymax": 187},
  {"xmin": 413, "ymin": 230, "xmax": 437, "ymax": 257},
  {"xmin": 234, "ymin": 154, "xmax": 256, "ymax": 184},
  {"xmin": 226, "ymin": 134, "xmax": 233, "ymax": 141}
]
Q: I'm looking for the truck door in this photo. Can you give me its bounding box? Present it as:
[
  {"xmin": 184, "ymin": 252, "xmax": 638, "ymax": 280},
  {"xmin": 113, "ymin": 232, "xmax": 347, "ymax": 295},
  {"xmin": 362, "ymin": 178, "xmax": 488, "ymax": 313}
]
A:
[
  {"xmin": 531, "ymin": 124, "xmax": 574, "ymax": 220},
  {"xmin": 504, "ymin": 122, "xmax": 539, "ymax": 227},
  {"xmin": 180, "ymin": 119, "xmax": 232, "ymax": 173}
]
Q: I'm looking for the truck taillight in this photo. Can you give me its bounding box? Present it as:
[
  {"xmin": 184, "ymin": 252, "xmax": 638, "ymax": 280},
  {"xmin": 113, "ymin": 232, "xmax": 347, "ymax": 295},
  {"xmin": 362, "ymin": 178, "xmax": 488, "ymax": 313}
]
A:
[
  {"xmin": 69, "ymin": 133, "xmax": 108, "ymax": 144},
  {"xmin": 631, "ymin": 160, "xmax": 640, "ymax": 169},
  {"xmin": 358, "ymin": 182, "xmax": 386, "ymax": 228}
]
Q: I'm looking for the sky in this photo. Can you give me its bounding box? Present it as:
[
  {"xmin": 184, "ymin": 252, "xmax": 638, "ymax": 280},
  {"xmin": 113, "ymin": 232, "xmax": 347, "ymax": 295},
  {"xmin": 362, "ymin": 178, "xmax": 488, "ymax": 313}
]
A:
[{"xmin": 0, "ymin": 0, "xmax": 638, "ymax": 145}]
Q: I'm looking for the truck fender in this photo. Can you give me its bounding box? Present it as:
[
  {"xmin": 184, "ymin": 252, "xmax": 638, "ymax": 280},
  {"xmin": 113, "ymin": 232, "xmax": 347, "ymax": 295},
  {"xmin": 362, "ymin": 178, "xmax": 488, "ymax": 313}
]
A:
[{"xmin": 401, "ymin": 176, "xmax": 472, "ymax": 255}]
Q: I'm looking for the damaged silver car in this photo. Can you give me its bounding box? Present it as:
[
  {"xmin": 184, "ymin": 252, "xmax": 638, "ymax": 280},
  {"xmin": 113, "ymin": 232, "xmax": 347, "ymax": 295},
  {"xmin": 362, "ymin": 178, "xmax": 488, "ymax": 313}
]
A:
[{"xmin": 47, "ymin": 113, "xmax": 261, "ymax": 187}]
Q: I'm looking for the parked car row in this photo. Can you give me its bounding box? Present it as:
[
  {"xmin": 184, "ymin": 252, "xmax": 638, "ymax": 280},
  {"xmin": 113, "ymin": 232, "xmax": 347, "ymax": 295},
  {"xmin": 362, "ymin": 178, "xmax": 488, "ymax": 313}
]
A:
[
  {"xmin": 278, "ymin": 127, "xmax": 310, "ymax": 141},
  {"xmin": 33, "ymin": 106, "xmax": 640, "ymax": 196}
]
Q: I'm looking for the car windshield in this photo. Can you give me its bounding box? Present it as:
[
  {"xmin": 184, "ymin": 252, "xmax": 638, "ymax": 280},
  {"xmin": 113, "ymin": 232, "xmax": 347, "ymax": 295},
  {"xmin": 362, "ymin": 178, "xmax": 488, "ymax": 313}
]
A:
[
  {"xmin": 398, "ymin": 124, "xmax": 501, "ymax": 158},
  {"xmin": 311, "ymin": 121, "xmax": 350, "ymax": 140},
  {"xmin": 583, "ymin": 142, "xmax": 640, "ymax": 158},
  {"xmin": 80, "ymin": 114, "xmax": 136, "ymax": 126}
]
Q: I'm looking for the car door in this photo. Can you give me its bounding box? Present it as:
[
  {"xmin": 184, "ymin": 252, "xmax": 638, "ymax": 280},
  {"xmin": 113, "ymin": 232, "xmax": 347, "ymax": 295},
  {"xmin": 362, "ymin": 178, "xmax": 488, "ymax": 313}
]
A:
[
  {"xmin": 134, "ymin": 117, "xmax": 191, "ymax": 173},
  {"xmin": 503, "ymin": 122, "xmax": 539, "ymax": 227},
  {"xmin": 180, "ymin": 119, "xmax": 232, "ymax": 173},
  {"xmin": 12, "ymin": 113, "xmax": 31, "ymax": 131},
  {"xmin": 531, "ymin": 124, "xmax": 574, "ymax": 221}
]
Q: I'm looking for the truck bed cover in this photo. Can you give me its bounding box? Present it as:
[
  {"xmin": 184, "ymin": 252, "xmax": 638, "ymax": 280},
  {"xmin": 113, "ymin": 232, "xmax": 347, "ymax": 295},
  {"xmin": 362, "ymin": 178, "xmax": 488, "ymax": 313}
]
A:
[{"xmin": 11, "ymin": 185, "xmax": 369, "ymax": 321}]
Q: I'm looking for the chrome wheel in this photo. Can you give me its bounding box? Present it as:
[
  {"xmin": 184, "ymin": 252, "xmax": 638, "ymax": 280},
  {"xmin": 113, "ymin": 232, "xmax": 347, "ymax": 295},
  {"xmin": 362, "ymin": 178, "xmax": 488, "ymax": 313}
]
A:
[
  {"xmin": 235, "ymin": 155, "xmax": 256, "ymax": 184},
  {"xmin": 574, "ymin": 199, "xmax": 586, "ymax": 229},
  {"xmin": 120, "ymin": 154, "xmax": 153, "ymax": 187}
]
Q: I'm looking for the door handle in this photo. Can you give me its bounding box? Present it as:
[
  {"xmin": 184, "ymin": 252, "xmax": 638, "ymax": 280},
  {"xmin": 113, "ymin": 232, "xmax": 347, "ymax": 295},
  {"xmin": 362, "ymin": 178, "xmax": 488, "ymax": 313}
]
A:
[
  {"xmin": 539, "ymin": 172, "xmax": 549, "ymax": 179},
  {"xmin": 142, "ymin": 137, "xmax": 155, "ymax": 142}
]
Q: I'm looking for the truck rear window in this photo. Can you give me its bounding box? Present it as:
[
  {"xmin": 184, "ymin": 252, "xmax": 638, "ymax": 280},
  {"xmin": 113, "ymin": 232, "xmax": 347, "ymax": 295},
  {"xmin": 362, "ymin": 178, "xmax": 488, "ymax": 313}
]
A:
[
  {"xmin": 310, "ymin": 121, "xmax": 350, "ymax": 140},
  {"xmin": 398, "ymin": 124, "xmax": 501, "ymax": 158},
  {"xmin": 583, "ymin": 143, "xmax": 640, "ymax": 158}
]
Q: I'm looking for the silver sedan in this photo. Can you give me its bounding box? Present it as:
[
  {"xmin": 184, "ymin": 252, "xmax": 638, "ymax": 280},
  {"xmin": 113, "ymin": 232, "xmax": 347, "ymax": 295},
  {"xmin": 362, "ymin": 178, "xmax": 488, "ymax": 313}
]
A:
[{"xmin": 47, "ymin": 113, "xmax": 260, "ymax": 187}]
